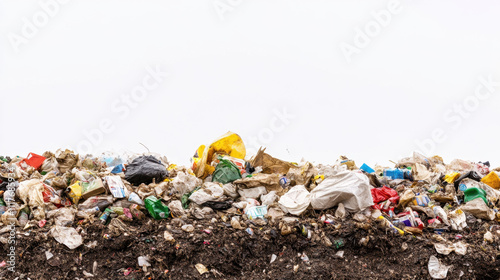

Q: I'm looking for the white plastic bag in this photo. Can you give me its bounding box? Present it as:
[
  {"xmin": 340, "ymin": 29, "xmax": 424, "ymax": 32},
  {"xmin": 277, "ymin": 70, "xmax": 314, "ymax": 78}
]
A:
[
  {"xmin": 171, "ymin": 171, "xmax": 202, "ymax": 196},
  {"xmin": 261, "ymin": 191, "xmax": 279, "ymax": 206},
  {"xmin": 310, "ymin": 171, "xmax": 373, "ymax": 212},
  {"xmin": 278, "ymin": 185, "xmax": 310, "ymax": 216},
  {"xmin": 16, "ymin": 179, "xmax": 45, "ymax": 208},
  {"xmin": 428, "ymin": 255, "xmax": 449, "ymax": 279},
  {"xmin": 189, "ymin": 182, "xmax": 224, "ymax": 205},
  {"xmin": 434, "ymin": 241, "xmax": 467, "ymax": 256},
  {"xmin": 50, "ymin": 226, "xmax": 82, "ymax": 250}
]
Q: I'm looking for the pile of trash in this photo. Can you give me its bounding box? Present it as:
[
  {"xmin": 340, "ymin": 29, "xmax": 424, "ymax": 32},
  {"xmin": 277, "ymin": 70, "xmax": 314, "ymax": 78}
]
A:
[{"xmin": 2, "ymin": 131, "xmax": 500, "ymax": 279}]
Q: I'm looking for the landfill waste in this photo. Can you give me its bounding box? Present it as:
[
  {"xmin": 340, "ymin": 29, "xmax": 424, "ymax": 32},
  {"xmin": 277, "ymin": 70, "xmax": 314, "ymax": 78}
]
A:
[
  {"xmin": 1, "ymin": 137, "xmax": 500, "ymax": 279},
  {"xmin": 125, "ymin": 155, "xmax": 168, "ymax": 185},
  {"xmin": 310, "ymin": 171, "xmax": 373, "ymax": 212},
  {"xmin": 434, "ymin": 241, "xmax": 468, "ymax": 255},
  {"xmin": 428, "ymin": 255, "xmax": 449, "ymax": 279}
]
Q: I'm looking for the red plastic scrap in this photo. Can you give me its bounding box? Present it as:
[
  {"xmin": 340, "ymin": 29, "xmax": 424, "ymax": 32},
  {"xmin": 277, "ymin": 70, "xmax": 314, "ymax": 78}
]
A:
[
  {"xmin": 371, "ymin": 186, "xmax": 399, "ymax": 204},
  {"xmin": 21, "ymin": 153, "xmax": 46, "ymax": 169}
]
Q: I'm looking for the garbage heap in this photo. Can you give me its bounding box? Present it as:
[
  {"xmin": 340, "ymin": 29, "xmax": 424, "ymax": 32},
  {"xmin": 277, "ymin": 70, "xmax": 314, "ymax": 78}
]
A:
[{"xmin": 1, "ymin": 132, "xmax": 500, "ymax": 278}]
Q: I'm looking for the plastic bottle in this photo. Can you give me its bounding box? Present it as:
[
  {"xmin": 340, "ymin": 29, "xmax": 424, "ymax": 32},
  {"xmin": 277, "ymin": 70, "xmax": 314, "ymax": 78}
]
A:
[
  {"xmin": 128, "ymin": 192, "xmax": 144, "ymax": 205},
  {"xmin": 144, "ymin": 196, "xmax": 170, "ymax": 220},
  {"xmin": 99, "ymin": 208, "xmax": 112, "ymax": 224}
]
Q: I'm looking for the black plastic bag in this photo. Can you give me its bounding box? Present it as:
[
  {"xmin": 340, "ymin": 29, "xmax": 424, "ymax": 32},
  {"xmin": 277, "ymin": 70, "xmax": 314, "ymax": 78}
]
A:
[{"xmin": 124, "ymin": 156, "xmax": 168, "ymax": 185}]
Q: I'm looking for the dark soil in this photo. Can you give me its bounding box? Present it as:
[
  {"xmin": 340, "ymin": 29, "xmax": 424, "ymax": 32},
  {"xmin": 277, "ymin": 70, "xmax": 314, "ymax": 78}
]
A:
[{"xmin": 1, "ymin": 210, "xmax": 500, "ymax": 280}]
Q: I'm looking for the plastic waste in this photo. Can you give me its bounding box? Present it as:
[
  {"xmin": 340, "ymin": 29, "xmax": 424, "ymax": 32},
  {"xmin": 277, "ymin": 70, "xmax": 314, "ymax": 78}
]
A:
[
  {"xmin": 444, "ymin": 172, "xmax": 460, "ymax": 184},
  {"xmin": 383, "ymin": 168, "xmax": 411, "ymax": 180},
  {"xmin": 168, "ymin": 200, "xmax": 186, "ymax": 217},
  {"xmin": 212, "ymin": 157, "xmax": 242, "ymax": 184},
  {"xmin": 286, "ymin": 162, "xmax": 317, "ymax": 187},
  {"xmin": 428, "ymin": 255, "xmax": 449, "ymax": 279},
  {"xmin": 47, "ymin": 207, "xmax": 76, "ymax": 227},
  {"xmin": 144, "ymin": 196, "xmax": 170, "ymax": 219},
  {"xmin": 171, "ymin": 171, "xmax": 202, "ymax": 196},
  {"xmin": 124, "ymin": 155, "xmax": 168, "ymax": 185},
  {"xmin": 434, "ymin": 241, "xmax": 467, "ymax": 255},
  {"xmin": 212, "ymin": 155, "xmax": 246, "ymax": 175},
  {"xmin": 99, "ymin": 208, "xmax": 112, "ymax": 224},
  {"xmin": 360, "ymin": 163, "xmax": 375, "ymax": 174},
  {"xmin": 234, "ymin": 173, "xmax": 282, "ymax": 194},
  {"xmin": 21, "ymin": 153, "xmax": 46, "ymax": 169},
  {"xmin": 245, "ymin": 205, "xmax": 268, "ymax": 219},
  {"xmin": 279, "ymin": 176, "xmax": 290, "ymax": 188},
  {"xmin": 104, "ymin": 176, "xmax": 126, "ymax": 198},
  {"xmin": 377, "ymin": 215, "xmax": 404, "ymax": 235},
  {"xmin": 371, "ymin": 186, "xmax": 399, "ymax": 204},
  {"xmin": 412, "ymin": 194, "xmax": 431, "ymax": 207},
  {"xmin": 432, "ymin": 206, "xmax": 450, "ymax": 225},
  {"xmin": 238, "ymin": 186, "xmax": 267, "ymax": 199},
  {"xmin": 464, "ymin": 187, "xmax": 487, "ymax": 204},
  {"xmin": 448, "ymin": 209, "xmax": 467, "ymax": 231},
  {"xmin": 192, "ymin": 132, "xmax": 246, "ymax": 178},
  {"xmin": 310, "ymin": 171, "xmax": 373, "ymax": 212},
  {"xmin": 481, "ymin": 171, "xmax": 500, "ymax": 189},
  {"xmin": 278, "ymin": 185, "xmax": 310, "ymax": 216},
  {"xmin": 78, "ymin": 195, "xmax": 114, "ymax": 211},
  {"xmin": 188, "ymin": 183, "xmax": 224, "ymax": 205},
  {"xmin": 138, "ymin": 256, "xmax": 151, "ymax": 267},
  {"xmin": 260, "ymin": 191, "xmax": 279, "ymax": 206},
  {"xmin": 222, "ymin": 183, "xmax": 239, "ymax": 199},
  {"xmin": 461, "ymin": 197, "xmax": 495, "ymax": 220},
  {"xmin": 454, "ymin": 171, "xmax": 482, "ymax": 190},
  {"xmin": 50, "ymin": 225, "xmax": 83, "ymax": 249},
  {"xmin": 66, "ymin": 181, "xmax": 83, "ymax": 204},
  {"xmin": 128, "ymin": 192, "xmax": 144, "ymax": 205},
  {"xmin": 55, "ymin": 149, "xmax": 79, "ymax": 174}
]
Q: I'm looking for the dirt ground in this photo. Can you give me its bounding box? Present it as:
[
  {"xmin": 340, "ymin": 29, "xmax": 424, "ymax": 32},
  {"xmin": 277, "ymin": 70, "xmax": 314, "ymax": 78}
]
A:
[{"xmin": 1, "ymin": 209, "xmax": 500, "ymax": 280}]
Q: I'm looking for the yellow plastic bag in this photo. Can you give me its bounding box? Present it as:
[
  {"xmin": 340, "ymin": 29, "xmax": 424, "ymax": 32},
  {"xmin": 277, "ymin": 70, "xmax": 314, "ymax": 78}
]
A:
[
  {"xmin": 444, "ymin": 172, "xmax": 460, "ymax": 184},
  {"xmin": 67, "ymin": 181, "xmax": 83, "ymax": 204},
  {"xmin": 481, "ymin": 172, "xmax": 500, "ymax": 189},
  {"xmin": 192, "ymin": 132, "xmax": 246, "ymax": 178}
]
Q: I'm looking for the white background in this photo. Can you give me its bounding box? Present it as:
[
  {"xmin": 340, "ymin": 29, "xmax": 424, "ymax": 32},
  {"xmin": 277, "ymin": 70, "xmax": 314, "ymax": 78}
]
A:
[{"xmin": 1, "ymin": 0, "xmax": 500, "ymax": 168}]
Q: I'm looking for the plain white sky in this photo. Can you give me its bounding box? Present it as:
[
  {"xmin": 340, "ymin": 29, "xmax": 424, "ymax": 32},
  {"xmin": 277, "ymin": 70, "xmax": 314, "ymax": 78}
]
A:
[{"xmin": 1, "ymin": 0, "xmax": 500, "ymax": 168}]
